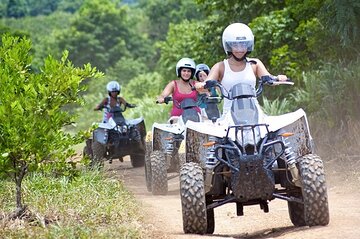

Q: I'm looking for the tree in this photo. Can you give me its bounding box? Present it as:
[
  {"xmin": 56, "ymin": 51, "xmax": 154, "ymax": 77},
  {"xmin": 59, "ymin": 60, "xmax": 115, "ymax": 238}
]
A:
[
  {"xmin": 319, "ymin": 0, "xmax": 360, "ymax": 54},
  {"xmin": 157, "ymin": 20, "xmax": 204, "ymax": 84},
  {"xmin": 105, "ymin": 57, "xmax": 149, "ymax": 86},
  {"xmin": 56, "ymin": 0, "xmax": 152, "ymax": 72},
  {"xmin": 0, "ymin": 35, "xmax": 101, "ymax": 217},
  {"xmin": 139, "ymin": 0, "xmax": 201, "ymax": 41}
]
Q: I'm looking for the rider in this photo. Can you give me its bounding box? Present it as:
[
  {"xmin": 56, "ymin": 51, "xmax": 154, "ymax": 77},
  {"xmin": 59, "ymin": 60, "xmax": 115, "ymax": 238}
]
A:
[
  {"xmin": 195, "ymin": 23, "xmax": 287, "ymax": 115},
  {"xmin": 195, "ymin": 63, "xmax": 210, "ymax": 83},
  {"xmin": 94, "ymin": 81, "xmax": 135, "ymax": 123},
  {"xmin": 157, "ymin": 57, "xmax": 200, "ymax": 117},
  {"xmin": 195, "ymin": 63, "xmax": 219, "ymax": 106}
]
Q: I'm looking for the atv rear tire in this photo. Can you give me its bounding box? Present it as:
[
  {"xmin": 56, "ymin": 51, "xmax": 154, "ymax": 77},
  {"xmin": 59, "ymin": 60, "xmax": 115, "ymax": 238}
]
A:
[
  {"xmin": 91, "ymin": 141, "xmax": 106, "ymax": 168},
  {"xmin": 206, "ymin": 196, "xmax": 215, "ymax": 234},
  {"xmin": 144, "ymin": 141, "xmax": 152, "ymax": 192},
  {"xmin": 145, "ymin": 153, "xmax": 152, "ymax": 192},
  {"xmin": 150, "ymin": 150, "xmax": 168, "ymax": 195},
  {"xmin": 180, "ymin": 162, "xmax": 208, "ymax": 234},
  {"xmin": 130, "ymin": 154, "xmax": 145, "ymax": 168},
  {"xmin": 288, "ymin": 154, "xmax": 329, "ymax": 226}
]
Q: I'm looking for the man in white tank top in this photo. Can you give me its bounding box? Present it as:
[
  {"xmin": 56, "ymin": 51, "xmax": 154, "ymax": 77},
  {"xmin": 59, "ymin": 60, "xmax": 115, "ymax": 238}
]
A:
[{"xmin": 195, "ymin": 23, "xmax": 288, "ymax": 115}]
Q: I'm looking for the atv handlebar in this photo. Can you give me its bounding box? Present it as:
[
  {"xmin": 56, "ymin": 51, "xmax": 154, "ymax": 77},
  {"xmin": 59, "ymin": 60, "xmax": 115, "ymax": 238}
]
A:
[
  {"xmin": 256, "ymin": 75, "xmax": 293, "ymax": 97},
  {"xmin": 156, "ymin": 96, "xmax": 172, "ymax": 104},
  {"xmin": 204, "ymin": 75, "xmax": 293, "ymax": 99}
]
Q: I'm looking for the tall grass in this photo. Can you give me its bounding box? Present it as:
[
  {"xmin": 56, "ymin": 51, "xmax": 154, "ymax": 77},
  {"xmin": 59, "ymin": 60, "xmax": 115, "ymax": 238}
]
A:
[
  {"xmin": 261, "ymin": 97, "xmax": 292, "ymax": 116},
  {"xmin": 292, "ymin": 58, "xmax": 360, "ymax": 157},
  {"xmin": 293, "ymin": 58, "xmax": 360, "ymax": 127},
  {"xmin": 0, "ymin": 170, "xmax": 146, "ymax": 238}
]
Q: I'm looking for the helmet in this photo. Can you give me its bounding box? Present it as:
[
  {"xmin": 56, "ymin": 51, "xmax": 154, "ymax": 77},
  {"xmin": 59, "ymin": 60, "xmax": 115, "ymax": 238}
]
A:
[
  {"xmin": 195, "ymin": 63, "xmax": 210, "ymax": 81},
  {"xmin": 106, "ymin": 81, "xmax": 121, "ymax": 93},
  {"xmin": 175, "ymin": 57, "xmax": 196, "ymax": 78},
  {"xmin": 222, "ymin": 23, "xmax": 254, "ymax": 55}
]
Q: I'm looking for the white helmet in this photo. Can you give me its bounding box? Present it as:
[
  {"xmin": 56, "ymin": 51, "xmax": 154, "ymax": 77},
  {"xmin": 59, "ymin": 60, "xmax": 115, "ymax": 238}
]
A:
[
  {"xmin": 222, "ymin": 23, "xmax": 254, "ymax": 55},
  {"xmin": 195, "ymin": 63, "xmax": 210, "ymax": 81},
  {"xmin": 106, "ymin": 81, "xmax": 121, "ymax": 93},
  {"xmin": 175, "ymin": 57, "xmax": 196, "ymax": 78}
]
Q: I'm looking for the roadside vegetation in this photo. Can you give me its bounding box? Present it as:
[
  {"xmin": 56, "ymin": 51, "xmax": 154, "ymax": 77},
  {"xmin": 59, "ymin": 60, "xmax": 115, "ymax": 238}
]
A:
[{"xmin": 0, "ymin": 170, "xmax": 146, "ymax": 238}]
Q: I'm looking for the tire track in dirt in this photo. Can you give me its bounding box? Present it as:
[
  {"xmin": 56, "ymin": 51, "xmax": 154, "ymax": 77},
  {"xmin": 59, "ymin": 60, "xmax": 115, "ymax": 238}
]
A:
[{"xmin": 105, "ymin": 158, "xmax": 360, "ymax": 239}]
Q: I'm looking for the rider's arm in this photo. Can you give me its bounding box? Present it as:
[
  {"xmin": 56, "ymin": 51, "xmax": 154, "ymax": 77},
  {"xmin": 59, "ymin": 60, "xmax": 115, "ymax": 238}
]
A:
[
  {"xmin": 205, "ymin": 62, "xmax": 222, "ymax": 83},
  {"xmin": 119, "ymin": 97, "xmax": 127, "ymax": 105},
  {"xmin": 120, "ymin": 97, "xmax": 136, "ymax": 108},
  {"xmin": 157, "ymin": 81, "xmax": 174, "ymax": 103},
  {"xmin": 94, "ymin": 98, "xmax": 107, "ymax": 111},
  {"xmin": 251, "ymin": 58, "xmax": 287, "ymax": 81}
]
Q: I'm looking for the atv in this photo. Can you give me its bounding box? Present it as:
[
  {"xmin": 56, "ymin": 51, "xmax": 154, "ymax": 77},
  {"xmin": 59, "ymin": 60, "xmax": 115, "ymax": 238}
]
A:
[
  {"xmin": 83, "ymin": 105, "xmax": 146, "ymax": 168},
  {"xmin": 180, "ymin": 76, "xmax": 329, "ymax": 234},
  {"xmin": 145, "ymin": 95, "xmax": 221, "ymax": 195}
]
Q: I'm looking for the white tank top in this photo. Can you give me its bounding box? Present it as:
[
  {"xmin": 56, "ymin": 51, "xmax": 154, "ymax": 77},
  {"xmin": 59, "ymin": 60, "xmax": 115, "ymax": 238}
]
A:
[
  {"xmin": 221, "ymin": 59, "xmax": 256, "ymax": 114},
  {"xmin": 103, "ymin": 96, "xmax": 121, "ymax": 123}
]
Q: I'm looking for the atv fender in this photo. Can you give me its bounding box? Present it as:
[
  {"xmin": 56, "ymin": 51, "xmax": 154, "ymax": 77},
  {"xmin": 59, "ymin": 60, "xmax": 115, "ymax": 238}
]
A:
[
  {"xmin": 93, "ymin": 128, "xmax": 107, "ymax": 145},
  {"xmin": 126, "ymin": 117, "xmax": 144, "ymax": 126},
  {"xmin": 152, "ymin": 122, "xmax": 184, "ymax": 151},
  {"xmin": 184, "ymin": 127, "xmax": 209, "ymax": 166},
  {"xmin": 267, "ymin": 109, "xmax": 313, "ymax": 157}
]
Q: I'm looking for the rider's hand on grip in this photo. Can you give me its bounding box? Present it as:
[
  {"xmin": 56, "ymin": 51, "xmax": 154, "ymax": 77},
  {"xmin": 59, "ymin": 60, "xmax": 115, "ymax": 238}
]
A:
[
  {"xmin": 163, "ymin": 96, "xmax": 172, "ymax": 104},
  {"xmin": 156, "ymin": 96, "xmax": 172, "ymax": 104},
  {"xmin": 204, "ymin": 80, "xmax": 218, "ymax": 89}
]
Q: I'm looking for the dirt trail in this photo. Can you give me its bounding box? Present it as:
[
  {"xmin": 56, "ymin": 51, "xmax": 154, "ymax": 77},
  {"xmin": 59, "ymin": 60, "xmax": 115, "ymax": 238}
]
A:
[{"xmin": 105, "ymin": 158, "xmax": 360, "ymax": 239}]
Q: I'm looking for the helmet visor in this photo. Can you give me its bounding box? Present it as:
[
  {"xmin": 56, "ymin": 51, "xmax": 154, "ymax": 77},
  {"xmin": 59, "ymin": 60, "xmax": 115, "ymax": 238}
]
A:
[{"xmin": 225, "ymin": 41, "xmax": 252, "ymax": 52}]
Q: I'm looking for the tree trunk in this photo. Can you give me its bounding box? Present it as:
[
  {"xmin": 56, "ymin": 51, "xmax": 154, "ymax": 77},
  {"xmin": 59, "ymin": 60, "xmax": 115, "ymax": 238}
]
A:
[{"xmin": 10, "ymin": 160, "xmax": 28, "ymax": 219}]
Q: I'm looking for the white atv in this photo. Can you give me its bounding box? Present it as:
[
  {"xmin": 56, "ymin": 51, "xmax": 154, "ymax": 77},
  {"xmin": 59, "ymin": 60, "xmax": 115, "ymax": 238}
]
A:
[
  {"xmin": 180, "ymin": 76, "xmax": 329, "ymax": 234},
  {"xmin": 145, "ymin": 95, "xmax": 221, "ymax": 195}
]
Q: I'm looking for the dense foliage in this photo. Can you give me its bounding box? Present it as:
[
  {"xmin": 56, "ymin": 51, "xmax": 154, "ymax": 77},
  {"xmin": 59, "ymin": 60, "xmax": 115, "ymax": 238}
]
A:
[{"xmin": 0, "ymin": 0, "xmax": 359, "ymax": 138}]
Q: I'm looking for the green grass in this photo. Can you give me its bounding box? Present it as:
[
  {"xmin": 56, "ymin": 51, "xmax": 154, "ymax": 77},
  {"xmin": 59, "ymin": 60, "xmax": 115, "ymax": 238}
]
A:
[{"xmin": 0, "ymin": 170, "xmax": 146, "ymax": 238}]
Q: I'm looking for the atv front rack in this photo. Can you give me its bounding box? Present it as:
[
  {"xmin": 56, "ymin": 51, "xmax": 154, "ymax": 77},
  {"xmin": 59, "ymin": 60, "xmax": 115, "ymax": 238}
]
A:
[{"xmin": 212, "ymin": 124, "xmax": 286, "ymax": 172}]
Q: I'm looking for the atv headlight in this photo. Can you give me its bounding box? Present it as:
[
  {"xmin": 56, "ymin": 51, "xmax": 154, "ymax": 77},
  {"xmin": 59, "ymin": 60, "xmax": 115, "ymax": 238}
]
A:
[{"xmin": 236, "ymin": 128, "xmax": 261, "ymax": 146}]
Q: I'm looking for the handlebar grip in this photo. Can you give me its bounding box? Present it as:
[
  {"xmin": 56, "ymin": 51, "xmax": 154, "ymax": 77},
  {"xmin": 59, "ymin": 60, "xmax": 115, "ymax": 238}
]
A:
[
  {"xmin": 164, "ymin": 96, "xmax": 172, "ymax": 104},
  {"xmin": 156, "ymin": 96, "xmax": 173, "ymax": 104}
]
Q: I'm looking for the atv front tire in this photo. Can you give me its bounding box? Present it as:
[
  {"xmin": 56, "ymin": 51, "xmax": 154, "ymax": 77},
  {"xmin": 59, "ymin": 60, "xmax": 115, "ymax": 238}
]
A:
[
  {"xmin": 287, "ymin": 191, "xmax": 306, "ymax": 226},
  {"xmin": 150, "ymin": 150, "xmax": 168, "ymax": 195},
  {"xmin": 180, "ymin": 162, "xmax": 208, "ymax": 234},
  {"xmin": 83, "ymin": 139, "xmax": 93, "ymax": 158},
  {"xmin": 288, "ymin": 154, "xmax": 330, "ymax": 226},
  {"xmin": 91, "ymin": 141, "xmax": 106, "ymax": 168}
]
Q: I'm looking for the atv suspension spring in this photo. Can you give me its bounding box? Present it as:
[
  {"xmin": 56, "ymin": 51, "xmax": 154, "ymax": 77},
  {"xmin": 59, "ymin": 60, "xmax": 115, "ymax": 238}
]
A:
[
  {"xmin": 206, "ymin": 136, "xmax": 219, "ymax": 166},
  {"xmin": 206, "ymin": 146, "xmax": 217, "ymax": 166},
  {"xmin": 283, "ymin": 137, "xmax": 296, "ymax": 165}
]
